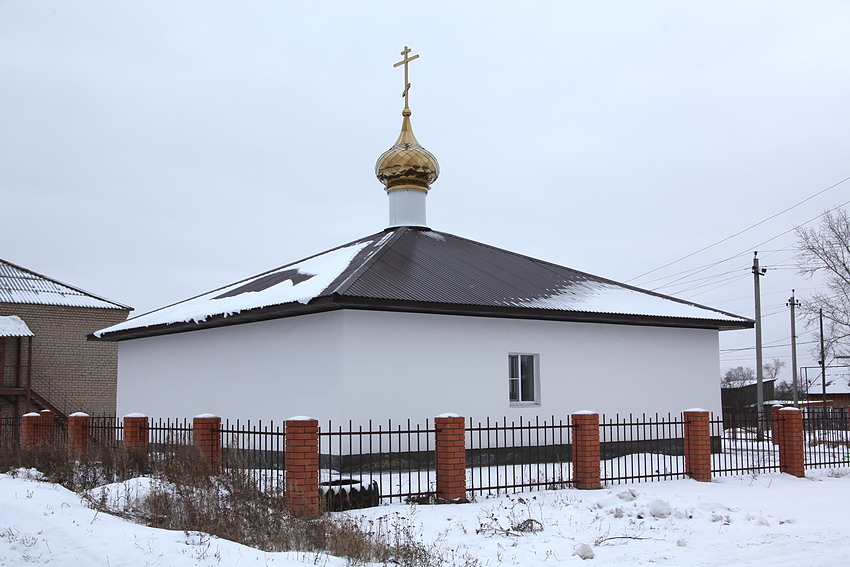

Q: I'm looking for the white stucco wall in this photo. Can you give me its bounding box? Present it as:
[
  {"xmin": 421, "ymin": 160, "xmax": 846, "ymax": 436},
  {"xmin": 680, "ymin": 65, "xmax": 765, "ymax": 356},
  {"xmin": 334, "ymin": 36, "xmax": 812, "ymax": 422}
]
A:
[
  {"xmin": 116, "ymin": 311, "xmax": 346, "ymax": 422},
  {"xmin": 340, "ymin": 311, "xmax": 720, "ymax": 425},
  {"xmin": 116, "ymin": 309, "xmax": 721, "ymax": 425}
]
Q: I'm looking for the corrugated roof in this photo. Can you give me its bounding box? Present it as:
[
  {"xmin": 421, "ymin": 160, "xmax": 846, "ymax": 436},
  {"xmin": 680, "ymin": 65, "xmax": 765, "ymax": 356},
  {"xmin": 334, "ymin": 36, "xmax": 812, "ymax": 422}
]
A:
[
  {"xmin": 0, "ymin": 315, "xmax": 34, "ymax": 337},
  {"xmin": 95, "ymin": 227, "xmax": 752, "ymax": 340},
  {"xmin": 0, "ymin": 259, "xmax": 131, "ymax": 310}
]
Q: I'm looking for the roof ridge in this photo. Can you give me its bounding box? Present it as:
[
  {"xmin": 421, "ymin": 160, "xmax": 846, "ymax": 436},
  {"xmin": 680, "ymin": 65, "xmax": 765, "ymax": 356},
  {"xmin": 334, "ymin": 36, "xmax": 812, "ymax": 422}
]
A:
[
  {"xmin": 328, "ymin": 227, "xmax": 407, "ymax": 295},
  {"xmin": 0, "ymin": 257, "xmax": 132, "ymax": 310},
  {"xmin": 427, "ymin": 231, "xmax": 751, "ymax": 323}
]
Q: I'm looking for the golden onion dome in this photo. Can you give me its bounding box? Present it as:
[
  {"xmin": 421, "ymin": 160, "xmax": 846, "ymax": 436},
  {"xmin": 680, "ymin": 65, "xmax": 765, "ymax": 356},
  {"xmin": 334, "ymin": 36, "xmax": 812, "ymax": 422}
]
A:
[{"xmin": 375, "ymin": 108, "xmax": 440, "ymax": 192}]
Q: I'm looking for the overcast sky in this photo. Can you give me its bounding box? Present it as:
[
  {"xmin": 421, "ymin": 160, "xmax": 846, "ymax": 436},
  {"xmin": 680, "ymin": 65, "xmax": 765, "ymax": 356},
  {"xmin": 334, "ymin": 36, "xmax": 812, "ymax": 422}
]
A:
[{"xmin": 2, "ymin": 1, "xmax": 848, "ymax": 380}]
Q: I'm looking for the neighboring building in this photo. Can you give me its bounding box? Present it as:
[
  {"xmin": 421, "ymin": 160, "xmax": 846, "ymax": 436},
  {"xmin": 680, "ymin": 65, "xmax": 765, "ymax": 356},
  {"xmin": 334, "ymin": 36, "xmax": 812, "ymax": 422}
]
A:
[
  {"xmin": 806, "ymin": 372, "xmax": 850, "ymax": 410},
  {"xmin": 0, "ymin": 259, "xmax": 131, "ymax": 417},
  {"xmin": 721, "ymin": 379, "xmax": 777, "ymax": 413},
  {"xmin": 95, "ymin": 49, "xmax": 752, "ymax": 425}
]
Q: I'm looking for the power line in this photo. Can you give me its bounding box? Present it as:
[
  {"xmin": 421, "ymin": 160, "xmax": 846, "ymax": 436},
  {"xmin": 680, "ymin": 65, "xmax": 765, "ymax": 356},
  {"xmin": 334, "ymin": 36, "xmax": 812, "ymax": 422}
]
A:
[
  {"xmin": 640, "ymin": 198, "xmax": 850, "ymax": 294},
  {"xmin": 627, "ymin": 175, "xmax": 850, "ymax": 284}
]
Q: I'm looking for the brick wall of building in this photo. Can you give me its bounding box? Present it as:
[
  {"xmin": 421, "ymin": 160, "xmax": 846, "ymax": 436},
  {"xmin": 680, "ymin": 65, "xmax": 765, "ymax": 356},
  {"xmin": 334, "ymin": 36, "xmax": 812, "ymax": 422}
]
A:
[{"xmin": 0, "ymin": 302, "xmax": 129, "ymax": 416}]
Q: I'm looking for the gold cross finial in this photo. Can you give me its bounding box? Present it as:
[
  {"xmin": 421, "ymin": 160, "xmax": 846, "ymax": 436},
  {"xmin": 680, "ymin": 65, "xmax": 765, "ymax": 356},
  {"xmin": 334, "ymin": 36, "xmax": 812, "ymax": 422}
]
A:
[{"xmin": 393, "ymin": 46, "xmax": 419, "ymax": 109}]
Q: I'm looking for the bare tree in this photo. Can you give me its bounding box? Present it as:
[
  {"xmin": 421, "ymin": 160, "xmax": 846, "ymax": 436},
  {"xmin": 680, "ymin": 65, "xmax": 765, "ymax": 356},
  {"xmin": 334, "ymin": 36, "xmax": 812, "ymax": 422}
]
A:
[
  {"xmin": 721, "ymin": 366, "xmax": 755, "ymax": 388},
  {"xmin": 796, "ymin": 207, "xmax": 850, "ymax": 359},
  {"xmin": 762, "ymin": 358, "xmax": 786, "ymax": 381},
  {"xmin": 774, "ymin": 379, "xmax": 804, "ymax": 401}
]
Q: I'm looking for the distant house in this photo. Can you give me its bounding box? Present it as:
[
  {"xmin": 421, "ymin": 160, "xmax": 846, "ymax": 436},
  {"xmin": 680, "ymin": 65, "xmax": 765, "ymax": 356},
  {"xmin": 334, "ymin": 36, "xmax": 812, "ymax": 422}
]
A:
[
  {"xmin": 806, "ymin": 373, "xmax": 850, "ymax": 410},
  {"xmin": 95, "ymin": 70, "xmax": 752, "ymax": 424},
  {"xmin": 721, "ymin": 379, "xmax": 777, "ymax": 413},
  {"xmin": 0, "ymin": 259, "xmax": 131, "ymax": 418}
]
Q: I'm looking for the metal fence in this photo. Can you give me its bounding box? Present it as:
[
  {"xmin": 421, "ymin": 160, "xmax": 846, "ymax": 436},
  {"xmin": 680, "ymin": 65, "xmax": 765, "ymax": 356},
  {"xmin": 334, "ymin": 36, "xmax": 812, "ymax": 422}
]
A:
[
  {"xmin": 0, "ymin": 416, "xmax": 20, "ymax": 452},
  {"xmin": 599, "ymin": 413, "xmax": 688, "ymax": 484},
  {"xmin": 218, "ymin": 419, "xmax": 285, "ymax": 495},
  {"xmin": 88, "ymin": 416, "xmax": 123, "ymax": 449},
  {"xmin": 2, "ymin": 411, "xmax": 849, "ymax": 506},
  {"xmin": 711, "ymin": 412, "xmax": 779, "ymax": 476},
  {"xmin": 320, "ymin": 419, "xmax": 435, "ymax": 504},
  {"xmin": 467, "ymin": 416, "xmax": 573, "ymax": 496},
  {"xmin": 804, "ymin": 413, "xmax": 850, "ymax": 469}
]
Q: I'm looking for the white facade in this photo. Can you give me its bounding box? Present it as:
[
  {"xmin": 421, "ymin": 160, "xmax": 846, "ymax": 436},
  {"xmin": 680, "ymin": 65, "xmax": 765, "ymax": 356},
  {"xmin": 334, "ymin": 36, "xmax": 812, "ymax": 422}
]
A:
[{"xmin": 117, "ymin": 309, "xmax": 720, "ymax": 425}]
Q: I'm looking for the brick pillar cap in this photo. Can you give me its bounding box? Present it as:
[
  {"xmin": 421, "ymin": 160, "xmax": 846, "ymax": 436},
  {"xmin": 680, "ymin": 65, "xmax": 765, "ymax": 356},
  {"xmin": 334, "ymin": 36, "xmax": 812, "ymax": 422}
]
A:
[
  {"xmin": 573, "ymin": 410, "xmax": 597, "ymax": 415},
  {"xmin": 684, "ymin": 408, "xmax": 709, "ymax": 413},
  {"xmin": 69, "ymin": 412, "xmax": 90, "ymax": 418},
  {"xmin": 40, "ymin": 409, "xmax": 53, "ymax": 414},
  {"xmin": 771, "ymin": 403, "xmax": 785, "ymax": 408},
  {"xmin": 287, "ymin": 415, "xmax": 316, "ymax": 421},
  {"xmin": 124, "ymin": 413, "xmax": 148, "ymax": 418},
  {"xmin": 194, "ymin": 413, "xmax": 219, "ymax": 419},
  {"xmin": 23, "ymin": 412, "xmax": 40, "ymax": 418},
  {"xmin": 779, "ymin": 407, "xmax": 802, "ymax": 412},
  {"xmin": 436, "ymin": 413, "xmax": 461, "ymax": 418}
]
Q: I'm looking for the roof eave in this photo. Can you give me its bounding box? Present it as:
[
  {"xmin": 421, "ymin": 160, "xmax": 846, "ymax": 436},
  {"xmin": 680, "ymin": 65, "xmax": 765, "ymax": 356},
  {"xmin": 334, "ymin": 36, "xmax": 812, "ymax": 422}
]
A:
[{"xmin": 92, "ymin": 294, "xmax": 752, "ymax": 341}]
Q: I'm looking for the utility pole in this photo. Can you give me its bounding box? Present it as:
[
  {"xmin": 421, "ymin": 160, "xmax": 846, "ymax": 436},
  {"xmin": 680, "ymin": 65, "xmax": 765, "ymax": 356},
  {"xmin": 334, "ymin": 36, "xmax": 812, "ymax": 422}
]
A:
[
  {"xmin": 752, "ymin": 252, "xmax": 767, "ymax": 435},
  {"xmin": 819, "ymin": 308, "xmax": 828, "ymax": 413},
  {"xmin": 787, "ymin": 290, "xmax": 800, "ymax": 407}
]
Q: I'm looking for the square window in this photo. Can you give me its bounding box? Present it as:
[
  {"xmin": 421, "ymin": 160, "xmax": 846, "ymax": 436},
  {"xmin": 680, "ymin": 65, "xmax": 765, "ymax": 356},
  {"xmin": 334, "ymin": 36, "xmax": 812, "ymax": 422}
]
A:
[{"xmin": 508, "ymin": 353, "xmax": 539, "ymax": 404}]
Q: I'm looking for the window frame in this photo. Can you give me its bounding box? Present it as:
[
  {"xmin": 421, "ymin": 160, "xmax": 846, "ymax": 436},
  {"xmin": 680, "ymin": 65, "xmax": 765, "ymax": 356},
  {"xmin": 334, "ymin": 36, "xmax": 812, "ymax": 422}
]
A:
[{"xmin": 508, "ymin": 352, "xmax": 540, "ymax": 406}]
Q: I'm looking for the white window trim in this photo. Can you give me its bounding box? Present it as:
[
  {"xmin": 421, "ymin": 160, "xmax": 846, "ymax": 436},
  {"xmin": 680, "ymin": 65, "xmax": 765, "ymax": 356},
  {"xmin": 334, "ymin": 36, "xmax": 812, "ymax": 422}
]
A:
[{"xmin": 508, "ymin": 352, "xmax": 541, "ymax": 407}]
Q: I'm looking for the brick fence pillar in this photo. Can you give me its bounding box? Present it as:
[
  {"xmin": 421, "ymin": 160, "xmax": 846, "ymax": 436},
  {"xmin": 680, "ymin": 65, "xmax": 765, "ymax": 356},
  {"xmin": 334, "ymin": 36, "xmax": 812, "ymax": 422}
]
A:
[
  {"xmin": 778, "ymin": 407, "xmax": 805, "ymax": 477},
  {"xmin": 285, "ymin": 417, "xmax": 320, "ymax": 519},
  {"xmin": 193, "ymin": 414, "xmax": 222, "ymax": 472},
  {"xmin": 572, "ymin": 411, "xmax": 601, "ymax": 489},
  {"xmin": 770, "ymin": 404, "xmax": 783, "ymax": 446},
  {"xmin": 68, "ymin": 412, "xmax": 91, "ymax": 457},
  {"xmin": 38, "ymin": 410, "xmax": 55, "ymax": 445},
  {"xmin": 435, "ymin": 414, "xmax": 467, "ymax": 502},
  {"xmin": 683, "ymin": 409, "xmax": 711, "ymax": 482},
  {"xmin": 21, "ymin": 412, "xmax": 40, "ymax": 448},
  {"xmin": 123, "ymin": 414, "xmax": 149, "ymax": 453}
]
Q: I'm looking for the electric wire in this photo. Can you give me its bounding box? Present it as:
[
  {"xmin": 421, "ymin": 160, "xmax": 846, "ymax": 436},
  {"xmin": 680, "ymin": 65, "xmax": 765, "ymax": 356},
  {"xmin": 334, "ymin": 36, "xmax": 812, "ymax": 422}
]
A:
[{"xmin": 627, "ymin": 175, "xmax": 850, "ymax": 284}]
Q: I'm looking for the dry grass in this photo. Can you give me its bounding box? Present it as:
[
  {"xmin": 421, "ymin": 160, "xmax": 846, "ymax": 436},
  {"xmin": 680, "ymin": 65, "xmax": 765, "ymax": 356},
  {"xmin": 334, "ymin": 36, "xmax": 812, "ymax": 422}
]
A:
[{"xmin": 1, "ymin": 441, "xmax": 471, "ymax": 566}]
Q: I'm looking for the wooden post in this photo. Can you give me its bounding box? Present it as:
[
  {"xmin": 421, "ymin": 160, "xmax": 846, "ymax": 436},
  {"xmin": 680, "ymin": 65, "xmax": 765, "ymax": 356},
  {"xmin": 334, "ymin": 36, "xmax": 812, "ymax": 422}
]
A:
[
  {"xmin": 193, "ymin": 414, "xmax": 222, "ymax": 472},
  {"xmin": 435, "ymin": 414, "xmax": 467, "ymax": 502},
  {"xmin": 285, "ymin": 417, "xmax": 320, "ymax": 519},
  {"xmin": 572, "ymin": 411, "xmax": 601, "ymax": 489},
  {"xmin": 683, "ymin": 409, "xmax": 711, "ymax": 482},
  {"xmin": 68, "ymin": 413, "xmax": 91, "ymax": 457}
]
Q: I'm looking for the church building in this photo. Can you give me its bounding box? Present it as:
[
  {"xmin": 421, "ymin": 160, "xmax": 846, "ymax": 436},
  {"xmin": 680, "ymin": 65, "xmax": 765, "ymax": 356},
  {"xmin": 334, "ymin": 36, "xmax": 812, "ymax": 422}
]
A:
[{"xmin": 95, "ymin": 48, "xmax": 752, "ymax": 424}]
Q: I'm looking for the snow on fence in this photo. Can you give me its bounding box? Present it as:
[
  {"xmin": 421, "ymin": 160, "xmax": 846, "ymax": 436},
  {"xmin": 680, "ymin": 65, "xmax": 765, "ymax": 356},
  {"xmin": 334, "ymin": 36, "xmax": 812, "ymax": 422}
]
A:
[{"xmin": 1, "ymin": 409, "xmax": 848, "ymax": 518}]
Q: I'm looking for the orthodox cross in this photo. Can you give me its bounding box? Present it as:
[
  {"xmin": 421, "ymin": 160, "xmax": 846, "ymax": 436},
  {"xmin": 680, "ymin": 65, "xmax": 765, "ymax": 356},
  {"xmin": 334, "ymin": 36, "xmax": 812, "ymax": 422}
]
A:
[{"xmin": 393, "ymin": 46, "xmax": 419, "ymax": 108}]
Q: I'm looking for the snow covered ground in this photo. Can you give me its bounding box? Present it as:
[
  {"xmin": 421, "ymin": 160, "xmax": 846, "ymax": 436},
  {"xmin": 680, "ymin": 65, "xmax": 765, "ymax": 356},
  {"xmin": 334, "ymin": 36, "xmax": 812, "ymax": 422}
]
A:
[{"xmin": 1, "ymin": 468, "xmax": 849, "ymax": 566}]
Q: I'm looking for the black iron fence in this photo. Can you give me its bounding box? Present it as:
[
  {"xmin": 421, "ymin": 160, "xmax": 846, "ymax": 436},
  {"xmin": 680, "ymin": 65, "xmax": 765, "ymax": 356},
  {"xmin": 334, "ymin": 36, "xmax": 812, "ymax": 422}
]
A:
[
  {"xmin": 599, "ymin": 413, "xmax": 688, "ymax": 484},
  {"xmin": 804, "ymin": 412, "xmax": 850, "ymax": 469},
  {"xmin": 219, "ymin": 419, "xmax": 285, "ymax": 495},
  {"xmin": 467, "ymin": 416, "xmax": 573, "ymax": 496},
  {"xmin": 320, "ymin": 419, "xmax": 434, "ymax": 505},
  {"xmin": 2, "ymin": 411, "xmax": 849, "ymax": 506},
  {"xmin": 710, "ymin": 412, "xmax": 779, "ymax": 476}
]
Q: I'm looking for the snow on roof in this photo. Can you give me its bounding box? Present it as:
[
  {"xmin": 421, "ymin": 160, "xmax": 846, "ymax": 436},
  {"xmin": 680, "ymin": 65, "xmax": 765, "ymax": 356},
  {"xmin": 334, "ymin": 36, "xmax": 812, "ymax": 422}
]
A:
[
  {"xmin": 510, "ymin": 281, "xmax": 740, "ymax": 322},
  {"xmin": 95, "ymin": 240, "xmax": 371, "ymax": 337},
  {"xmin": 0, "ymin": 259, "xmax": 129, "ymax": 310},
  {"xmin": 807, "ymin": 373, "xmax": 850, "ymax": 395},
  {"xmin": 0, "ymin": 315, "xmax": 34, "ymax": 337}
]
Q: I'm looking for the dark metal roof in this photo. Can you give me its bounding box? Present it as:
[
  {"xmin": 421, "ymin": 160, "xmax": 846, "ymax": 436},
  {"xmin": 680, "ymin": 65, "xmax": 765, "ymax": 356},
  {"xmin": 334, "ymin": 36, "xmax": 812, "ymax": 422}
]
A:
[{"xmin": 94, "ymin": 227, "xmax": 752, "ymax": 341}]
